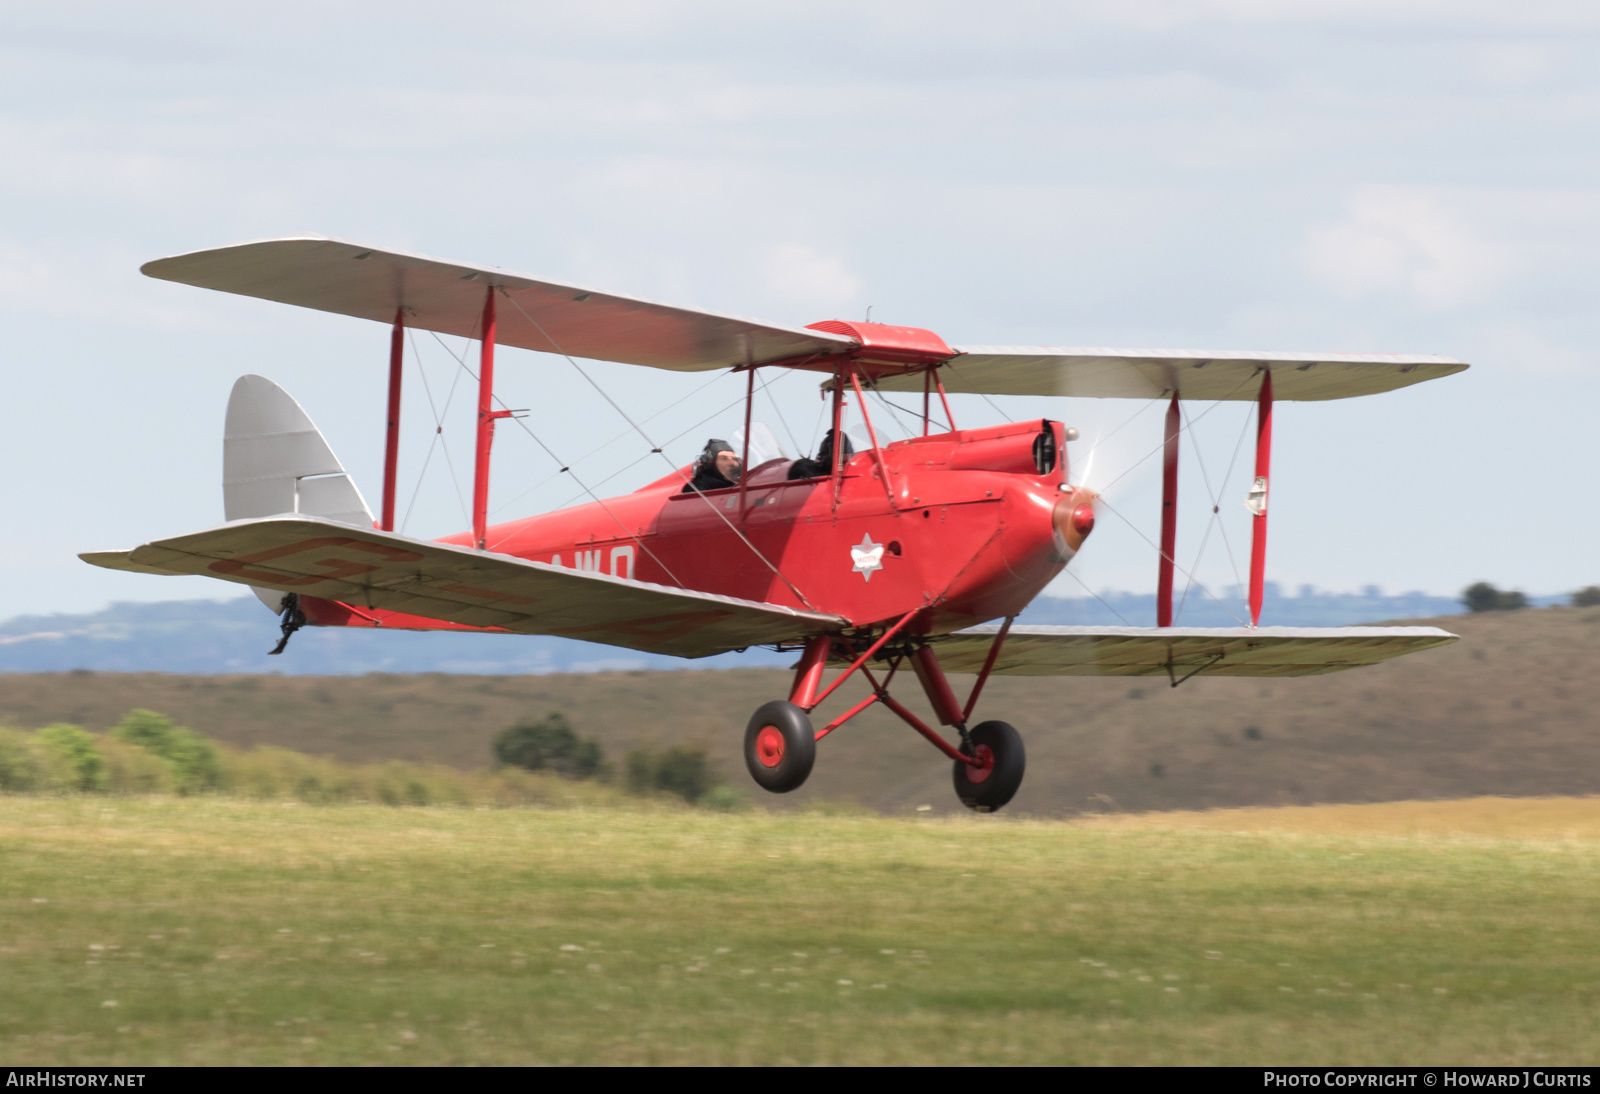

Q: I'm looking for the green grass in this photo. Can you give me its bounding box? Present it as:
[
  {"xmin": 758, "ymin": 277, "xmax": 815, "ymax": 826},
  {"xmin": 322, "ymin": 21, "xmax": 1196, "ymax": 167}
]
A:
[{"xmin": 3, "ymin": 796, "xmax": 1600, "ymax": 1065}]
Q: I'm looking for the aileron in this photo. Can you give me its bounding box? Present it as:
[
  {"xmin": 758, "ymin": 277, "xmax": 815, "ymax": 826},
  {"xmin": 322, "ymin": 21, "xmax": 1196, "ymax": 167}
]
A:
[{"xmin": 930, "ymin": 624, "xmax": 1459, "ymax": 678}]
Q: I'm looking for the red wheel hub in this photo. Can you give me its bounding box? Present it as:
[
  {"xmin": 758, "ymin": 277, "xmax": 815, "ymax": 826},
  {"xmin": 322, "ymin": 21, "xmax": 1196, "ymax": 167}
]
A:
[
  {"xmin": 756, "ymin": 725, "xmax": 786, "ymax": 768},
  {"xmin": 965, "ymin": 743, "xmax": 994, "ymax": 784}
]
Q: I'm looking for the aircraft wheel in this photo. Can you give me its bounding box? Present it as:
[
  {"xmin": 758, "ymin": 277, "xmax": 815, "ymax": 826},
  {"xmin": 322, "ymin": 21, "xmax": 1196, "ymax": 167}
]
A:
[
  {"xmin": 744, "ymin": 700, "xmax": 816, "ymax": 794},
  {"xmin": 953, "ymin": 720, "xmax": 1025, "ymax": 813}
]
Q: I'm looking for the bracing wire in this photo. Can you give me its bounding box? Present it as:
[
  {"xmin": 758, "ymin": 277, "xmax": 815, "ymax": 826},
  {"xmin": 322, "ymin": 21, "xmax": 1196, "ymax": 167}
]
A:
[
  {"xmin": 489, "ymin": 367, "xmax": 729, "ymax": 518},
  {"xmin": 978, "ymin": 392, "xmax": 1014, "ymax": 424},
  {"xmin": 759, "ymin": 369, "xmax": 803, "ymax": 457},
  {"xmin": 499, "ymin": 289, "xmax": 822, "ymax": 612},
  {"xmin": 804, "ymin": 391, "xmax": 828, "ymax": 456},
  {"xmin": 1086, "ymin": 374, "xmax": 1256, "ymax": 497},
  {"xmin": 863, "ymin": 384, "xmax": 921, "ymax": 441},
  {"xmin": 551, "ymin": 369, "xmax": 788, "ymax": 511},
  {"xmin": 1174, "ymin": 515, "xmax": 1219, "ymax": 626},
  {"xmin": 1070, "ymin": 398, "xmax": 1161, "ymax": 490},
  {"xmin": 1173, "ymin": 399, "xmax": 1223, "ymax": 626},
  {"xmin": 1211, "ymin": 403, "xmax": 1256, "ymax": 598},
  {"xmin": 935, "ymin": 359, "xmax": 1013, "ymax": 425},
  {"xmin": 1174, "ymin": 400, "xmax": 1254, "ymax": 623},
  {"xmin": 399, "ymin": 327, "xmax": 472, "ymax": 531},
  {"xmin": 1057, "ymin": 563, "xmax": 1136, "ymax": 627},
  {"xmin": 418, "ymin": 315, "xmax": 689, "ymax": 588},
  {"xmin": 1092, "ymin": 492, "xmax": 1248, "ymax": 627}
]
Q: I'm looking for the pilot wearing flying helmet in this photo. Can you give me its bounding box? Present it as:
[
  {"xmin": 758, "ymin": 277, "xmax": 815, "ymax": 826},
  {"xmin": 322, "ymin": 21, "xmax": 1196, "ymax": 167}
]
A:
[{"xmin": 681, "ymin": 438, "xmax": 743, "ymax": 494}]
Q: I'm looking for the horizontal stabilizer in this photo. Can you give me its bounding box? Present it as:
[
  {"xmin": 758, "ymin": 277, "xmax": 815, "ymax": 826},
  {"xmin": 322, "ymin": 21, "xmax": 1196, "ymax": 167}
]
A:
[
  {"xmin": 78, "ymin": 551, "xmax": 186, "ymax": 577},
  {"xmin": 79, "ymin": 516, "xmax": 846, "ymax": 659},
  {"xmin": 930, "ymin": 624, "xmax": 1458, "ymax": 678},
  {"xmin": 142, "ymin": 236, "xmax": 854, "ymax": 373},
  {"xmin": 876, "ymin": 347, "xmax": 1468, "ymax": 401}
]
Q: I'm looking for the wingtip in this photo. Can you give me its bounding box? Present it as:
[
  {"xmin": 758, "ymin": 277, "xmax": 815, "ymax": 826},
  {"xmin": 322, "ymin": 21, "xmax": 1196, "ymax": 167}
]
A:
[{"xmin": 141, "ymin": 233, "xmax": 338, "ymax": 278}]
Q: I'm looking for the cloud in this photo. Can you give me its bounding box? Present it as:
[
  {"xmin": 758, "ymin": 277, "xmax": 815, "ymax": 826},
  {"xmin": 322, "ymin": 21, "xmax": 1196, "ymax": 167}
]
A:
[
  {"xmin": 0, "ymin": 237, "xmax": 235, "ymax": 330},
  {"xmin": 1470, "ymin": 321, "xmax": 1597, "ymax": 378},
  {"xmin": 1302, "ymin": 187, "xmax": 1506, "ymax": 308},
  {"xmin": 759, "ymin": 243, "xmax": 863, "ymax": 315},
  {"xmin": 1302, "ymin": 185, "xmax": 1600, "ymax": 312},
  {"xmin": 1077, "ymin": 0, "xmax": 1600, "ymax": 32}
]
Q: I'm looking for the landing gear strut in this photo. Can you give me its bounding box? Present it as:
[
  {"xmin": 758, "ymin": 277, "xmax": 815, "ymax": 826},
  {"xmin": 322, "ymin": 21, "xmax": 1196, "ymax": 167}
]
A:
[{"xmin": 742, "ymin": 617, "xmax": 1027, "ymax": 811}]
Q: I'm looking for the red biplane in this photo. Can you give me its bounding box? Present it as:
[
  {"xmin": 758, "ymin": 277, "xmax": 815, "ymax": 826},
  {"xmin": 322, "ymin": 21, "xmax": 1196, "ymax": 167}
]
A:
[{"xmin": 83, "ymin": 236, "xmax": 1465, "ymax": 811}]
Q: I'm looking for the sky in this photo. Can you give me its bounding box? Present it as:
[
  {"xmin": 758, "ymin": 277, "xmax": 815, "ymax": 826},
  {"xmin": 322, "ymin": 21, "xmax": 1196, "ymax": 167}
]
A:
[{"xmin": 3, "ymin": 1, "xmax": 1599, "ymax": 620}]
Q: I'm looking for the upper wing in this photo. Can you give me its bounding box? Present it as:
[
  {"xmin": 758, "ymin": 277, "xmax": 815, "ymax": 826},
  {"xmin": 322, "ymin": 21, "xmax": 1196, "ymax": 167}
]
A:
[
  {"xmin": 930, "ymin": 624, "xmax": 1458, "ymax": 677},
  {"xmin": 874, "ymin": 347, "xmax": 1468, "ymax": 401},
  {"xmin": 81, "ymin": 515, "xmax": 845, "ymax": 659},
  {"xmin": 142, "ymin": 235, "xmax": 854, "ymax": 372}
]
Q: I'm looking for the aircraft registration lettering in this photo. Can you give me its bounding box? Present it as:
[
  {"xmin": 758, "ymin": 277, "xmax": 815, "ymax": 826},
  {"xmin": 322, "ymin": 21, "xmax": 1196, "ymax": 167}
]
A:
[
  {"xmin": 611, "ymin": 546, "xmax": 634, "ymax": 580},
  {"xmin": 552, "ymin": 546, "xmax": 634, "ymax": 580}
]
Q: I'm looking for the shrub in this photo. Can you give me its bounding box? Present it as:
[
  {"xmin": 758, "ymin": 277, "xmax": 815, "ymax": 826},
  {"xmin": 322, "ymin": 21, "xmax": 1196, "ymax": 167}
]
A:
[
  {"xmin": 626, "ymin": 746, "xmax": 720, "ymax": 804},
  {"xmin": 0, "ymin": 727, "xmax": 45, "ymax": 791},
  {"xmin": 110, "ymin": 709, "xmax": 223, "ymax": 794},
  {"xmin": 35, "ymin": 724, "xmax": 104, "ymax": 791},
  {"xmin": 1572, "ymin": 586, "xmax": 1600, "ymax": 608},
  {"xmin": 98, "ymin": 736, "xmax": 173, "ymax": 793},
  {"xmin": 1463, "ymin": 582, "xmax": 1527, "ymax": 612},
  {"xmin": 492, "ymin": 713, "xmax": 603, "ymax": 779},
  {"xmin": 0, "ymin": 717, "xmax": 628, "ymax": 809}
]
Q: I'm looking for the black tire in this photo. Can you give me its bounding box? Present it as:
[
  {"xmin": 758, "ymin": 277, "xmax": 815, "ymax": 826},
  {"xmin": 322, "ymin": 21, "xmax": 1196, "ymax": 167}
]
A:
[
  {"xmin": 952, "ymin": 720, "xmax": 1025, "ymax": 813},
  {"xmin": 744, "ymin": 700, "xmax": 816, "ymax": 793}
]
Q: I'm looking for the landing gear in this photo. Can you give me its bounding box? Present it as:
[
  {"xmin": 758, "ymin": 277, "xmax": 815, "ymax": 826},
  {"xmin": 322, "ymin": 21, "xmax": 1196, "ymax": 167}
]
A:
[
  {"xmin": 743, "ymin": 700, "xmax": 816, "ymax": 793},
  {"xmin": 748, "ymin": 619, "xmax": 1026, "ymax": 809},
  {"xmin": 952, "ymin": 720, "xmax": 1025, "ymax": 813}
]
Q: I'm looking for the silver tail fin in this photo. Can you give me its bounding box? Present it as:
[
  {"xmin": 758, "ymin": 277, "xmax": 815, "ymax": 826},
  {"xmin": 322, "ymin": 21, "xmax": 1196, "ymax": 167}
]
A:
[{"xmin": 224, "ymin": 374, "xmax": 374, "ymax": 612}]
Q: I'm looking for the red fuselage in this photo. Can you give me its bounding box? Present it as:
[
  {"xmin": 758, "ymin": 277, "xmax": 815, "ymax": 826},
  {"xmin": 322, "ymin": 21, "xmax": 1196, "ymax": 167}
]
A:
[{"xmin": 302, "ymin": 418, "xmax": 1094, "ymax": 644}]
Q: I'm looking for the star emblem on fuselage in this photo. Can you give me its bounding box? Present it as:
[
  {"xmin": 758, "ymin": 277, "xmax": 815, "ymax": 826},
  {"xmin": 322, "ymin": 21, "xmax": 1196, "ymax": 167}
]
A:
[{"xmin": 851, "ymin": 533, "xmax": 885, "ymax": 583}]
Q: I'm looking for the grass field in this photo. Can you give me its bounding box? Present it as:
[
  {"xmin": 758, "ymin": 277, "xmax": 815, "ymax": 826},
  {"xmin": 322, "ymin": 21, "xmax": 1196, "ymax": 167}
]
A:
[{"xmin": 3, "ymin": 795, "xmax": 1600, "ymax": 1065}]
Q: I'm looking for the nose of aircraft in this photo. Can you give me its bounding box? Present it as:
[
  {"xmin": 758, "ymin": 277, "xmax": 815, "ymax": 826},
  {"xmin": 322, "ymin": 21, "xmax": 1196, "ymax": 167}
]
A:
[{"xmin": 1052, "ymin": 485, "xmax": 1097, "ymax": 560}]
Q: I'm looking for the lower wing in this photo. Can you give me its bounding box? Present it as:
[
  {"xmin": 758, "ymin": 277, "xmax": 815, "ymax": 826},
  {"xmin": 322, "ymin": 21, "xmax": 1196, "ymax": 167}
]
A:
[
  {"xmin": 81, "ymin": 515, "xmax": 845, "ymax": 659},
  {"xmin": 930, "ymin": 624, "xmax": 1458, "ymax": 678}
]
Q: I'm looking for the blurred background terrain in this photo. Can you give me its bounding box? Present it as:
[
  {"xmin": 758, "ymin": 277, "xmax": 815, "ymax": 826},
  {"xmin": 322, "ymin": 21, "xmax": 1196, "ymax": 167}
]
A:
[{"xmin": 2, "ymin": 597, "xmax": 1594, "ymax": 816}]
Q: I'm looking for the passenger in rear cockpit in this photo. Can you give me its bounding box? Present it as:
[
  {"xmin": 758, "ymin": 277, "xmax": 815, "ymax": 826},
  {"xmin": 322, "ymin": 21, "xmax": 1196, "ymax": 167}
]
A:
[
  {"xmin": 681, "ymin": 438, "xmax": 743, "ymax": 494},
  {"xmin": 786, "ymin": 429, "xmax": 854, "ymax": 480}
]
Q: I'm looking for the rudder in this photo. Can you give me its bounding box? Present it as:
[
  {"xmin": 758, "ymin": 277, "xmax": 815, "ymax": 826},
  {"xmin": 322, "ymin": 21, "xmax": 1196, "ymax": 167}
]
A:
[{"xmin": 224, "ymin": 374, "xmax": 374, "ymax": 612}]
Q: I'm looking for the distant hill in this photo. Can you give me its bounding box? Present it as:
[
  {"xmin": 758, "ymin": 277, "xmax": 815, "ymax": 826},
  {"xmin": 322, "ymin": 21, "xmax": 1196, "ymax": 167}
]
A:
[
  {"xmin": 0, "ymin": 597, "xmax": 787, "ymax": 675},
  {"xmin": 0, "ymin": 584, "xmax": 1520, "ymax": 676}
]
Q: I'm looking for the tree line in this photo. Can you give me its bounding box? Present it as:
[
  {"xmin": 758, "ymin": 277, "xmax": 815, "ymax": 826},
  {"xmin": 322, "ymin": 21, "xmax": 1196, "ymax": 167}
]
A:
[{"xmin": 1463, "ymin": 582, "xmax": 1600, "ymax": 612}]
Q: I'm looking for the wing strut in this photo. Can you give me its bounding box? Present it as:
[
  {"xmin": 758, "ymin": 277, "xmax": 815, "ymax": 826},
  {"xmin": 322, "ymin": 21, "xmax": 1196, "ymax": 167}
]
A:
[
  {"xmin": 1157, "ymin": 391, "xmax": 1180, "ymax": 628},
  {"xmin": 473, "ymin": 286, "xmax": 512, "ymax": 549},
  {"xmin": 1247, "ymin": 371, "xmax": 1274, "ymax": 626},
  {"xmin": 381, "ymin": 308, "xmax": 403, "ymax": 531}
]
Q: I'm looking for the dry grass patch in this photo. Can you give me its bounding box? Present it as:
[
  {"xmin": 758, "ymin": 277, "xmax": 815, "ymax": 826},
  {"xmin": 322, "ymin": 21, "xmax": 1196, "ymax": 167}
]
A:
[{"xmin": 1080, "ymin": 795, "xmax": 1600, "ymax": 841}]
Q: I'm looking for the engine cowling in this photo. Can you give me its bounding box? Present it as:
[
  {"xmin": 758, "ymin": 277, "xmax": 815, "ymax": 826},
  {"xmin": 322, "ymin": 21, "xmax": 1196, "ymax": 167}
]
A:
[{"xmin": 948, "ymin": 421, "xmax": 1058, "ymax": 475}]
